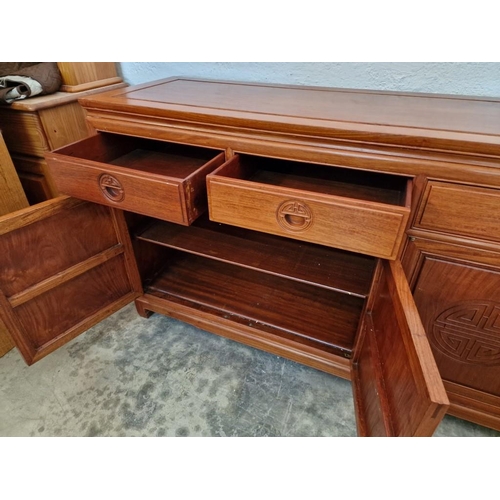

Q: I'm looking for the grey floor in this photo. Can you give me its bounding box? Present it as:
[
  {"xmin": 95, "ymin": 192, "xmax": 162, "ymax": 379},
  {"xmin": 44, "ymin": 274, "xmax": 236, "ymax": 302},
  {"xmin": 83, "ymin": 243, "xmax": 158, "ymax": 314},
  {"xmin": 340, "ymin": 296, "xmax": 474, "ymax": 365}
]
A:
[{"xmin": 1, "ymin": 303, "xmax": 499, "ymax": 437}]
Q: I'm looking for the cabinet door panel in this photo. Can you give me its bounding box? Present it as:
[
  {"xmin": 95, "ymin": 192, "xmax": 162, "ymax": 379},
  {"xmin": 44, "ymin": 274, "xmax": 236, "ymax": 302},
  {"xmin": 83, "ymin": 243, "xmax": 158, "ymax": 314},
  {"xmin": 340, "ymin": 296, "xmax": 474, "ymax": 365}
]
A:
[
  {"xmin": 406, "ymin": 241, "xmax": 500, "ymax": 397},
  {"xmin": 0, "ymin": 196, "xmax": 142, "ymax": 365},
  {"xmin": 352, "ymin": 260, "xmax": 449, "ymax": 436},
  {"xmin": 0, "ymin": 200, "xmax": 120, "ymax": 296}
]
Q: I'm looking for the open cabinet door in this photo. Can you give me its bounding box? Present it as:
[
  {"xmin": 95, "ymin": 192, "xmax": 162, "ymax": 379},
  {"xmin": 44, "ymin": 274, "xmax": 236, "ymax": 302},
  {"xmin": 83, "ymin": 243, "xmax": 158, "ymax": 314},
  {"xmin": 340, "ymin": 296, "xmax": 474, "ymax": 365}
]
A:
[
  {"xmin": 351, "ymin": 260, "xmax": 449, "ymax": 436},
  {"xmin": 0, "ymin": 196, "xmax": 142, "ymax": 365}
]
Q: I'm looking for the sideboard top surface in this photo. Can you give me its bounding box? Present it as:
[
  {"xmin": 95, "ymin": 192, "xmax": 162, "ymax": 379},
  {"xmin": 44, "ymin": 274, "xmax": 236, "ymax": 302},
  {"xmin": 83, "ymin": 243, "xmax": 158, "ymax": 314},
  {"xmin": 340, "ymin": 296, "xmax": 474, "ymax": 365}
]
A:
[{"xmin": 80, "ymin": 77, "xmax": 500, "ymax": 156}]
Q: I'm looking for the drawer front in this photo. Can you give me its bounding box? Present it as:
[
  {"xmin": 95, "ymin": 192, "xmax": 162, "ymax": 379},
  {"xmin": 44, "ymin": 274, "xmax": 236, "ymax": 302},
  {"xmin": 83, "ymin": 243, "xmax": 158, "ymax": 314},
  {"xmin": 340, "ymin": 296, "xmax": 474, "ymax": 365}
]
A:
[
  {"xmin": 47, "ymin": 158, "xmax": 192, "ymax": 224},
  {"xmin": 12, "ymin": 154, "xmax": 59, "ymax": 201},
  {"xmin": 415, "ymin": 181, "xmax": 500, "ymax": 243},
  {"xmin": 45, "ymin": 133, "xmax": 225, "ymax": 225},
  {"xmin": 0, "ymin": 110, "xmax": 48, "ymax": 156},
  {"xmin": 16, "ymin": 171, "xmax": 53, "ymax": 205},
  {"xmin": 208, "ymin": 175, "xmax": 410, "ymax": 260}
]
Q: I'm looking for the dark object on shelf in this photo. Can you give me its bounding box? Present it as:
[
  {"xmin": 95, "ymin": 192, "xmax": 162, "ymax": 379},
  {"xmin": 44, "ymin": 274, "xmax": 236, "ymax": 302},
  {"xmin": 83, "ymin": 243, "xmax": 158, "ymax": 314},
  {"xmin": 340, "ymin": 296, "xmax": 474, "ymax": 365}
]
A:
[{"xmin": 0, "ymin": 62, "xmax": 62, "ymax": 104}]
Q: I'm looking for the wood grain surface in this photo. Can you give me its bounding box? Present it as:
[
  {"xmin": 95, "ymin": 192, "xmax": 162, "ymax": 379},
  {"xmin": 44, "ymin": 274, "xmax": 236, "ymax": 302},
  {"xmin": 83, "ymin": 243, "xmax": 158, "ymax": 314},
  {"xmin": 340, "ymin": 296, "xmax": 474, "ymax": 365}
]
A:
[
  {"xmin": 352, "ymin": 260, "xmax": 449, "ymax": 436},
  {"xmin": 0, "ymin": 197, "xmax": 139, "ymax": 364}
]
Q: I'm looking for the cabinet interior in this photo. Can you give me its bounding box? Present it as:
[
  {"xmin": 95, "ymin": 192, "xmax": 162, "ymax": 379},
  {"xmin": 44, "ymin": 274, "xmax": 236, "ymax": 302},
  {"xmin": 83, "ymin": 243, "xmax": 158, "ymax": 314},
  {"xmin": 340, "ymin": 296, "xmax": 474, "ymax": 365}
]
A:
[{"xmin": 134, "ymin": 214, "xmax": 378, "ymax": 358}]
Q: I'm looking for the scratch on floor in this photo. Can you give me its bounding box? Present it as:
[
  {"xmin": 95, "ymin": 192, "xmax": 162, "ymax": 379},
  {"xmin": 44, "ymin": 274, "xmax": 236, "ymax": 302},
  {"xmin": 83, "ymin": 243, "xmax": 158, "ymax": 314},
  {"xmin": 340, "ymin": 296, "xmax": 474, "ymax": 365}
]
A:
[
  {"xmin": 276, "ymin": 359, "xmax": 286, "ymax": 399},
  {"xmin": 281, "ymin": 399, "xmax": 293, "ymax": 435}
]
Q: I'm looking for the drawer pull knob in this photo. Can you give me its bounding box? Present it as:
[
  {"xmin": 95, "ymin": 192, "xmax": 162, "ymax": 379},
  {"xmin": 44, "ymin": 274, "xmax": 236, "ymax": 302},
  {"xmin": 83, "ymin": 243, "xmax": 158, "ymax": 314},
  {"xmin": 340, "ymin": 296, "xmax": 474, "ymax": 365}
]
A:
[
  {"xmin": 99, "ymin": 174, "xmax": 125, "ymax": 202},
  {"xmin": 277, "ymin": 200, "xmax": 313, "ymax": 232}
]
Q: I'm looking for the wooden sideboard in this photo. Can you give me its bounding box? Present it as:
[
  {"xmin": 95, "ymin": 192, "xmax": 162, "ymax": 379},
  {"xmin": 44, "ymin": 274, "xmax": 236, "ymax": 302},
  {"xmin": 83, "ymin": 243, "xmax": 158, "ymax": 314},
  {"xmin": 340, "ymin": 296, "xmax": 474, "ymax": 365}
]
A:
[{"xmin": 1, "ymin": 78, "xmax": 500, "ymax": 436}]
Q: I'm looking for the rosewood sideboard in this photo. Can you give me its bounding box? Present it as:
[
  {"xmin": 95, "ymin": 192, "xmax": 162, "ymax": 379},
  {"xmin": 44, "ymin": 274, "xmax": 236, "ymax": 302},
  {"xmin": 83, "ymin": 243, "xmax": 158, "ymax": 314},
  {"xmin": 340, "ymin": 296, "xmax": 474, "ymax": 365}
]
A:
[{"xmin": 1, "ymin": 78, "xmax": 500, "ymax": 436}]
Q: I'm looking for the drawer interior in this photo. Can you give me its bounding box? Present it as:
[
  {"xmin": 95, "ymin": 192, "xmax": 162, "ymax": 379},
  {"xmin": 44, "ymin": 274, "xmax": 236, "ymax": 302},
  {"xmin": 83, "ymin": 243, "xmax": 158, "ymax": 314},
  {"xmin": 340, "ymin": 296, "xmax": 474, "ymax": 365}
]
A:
[
  {"xmin": 216, "ymin": 154, "xmax": 410, "ymax": 206},
  {"xmin": 54, "ymin": 132, "xmax": 222, "ymax": 179}
]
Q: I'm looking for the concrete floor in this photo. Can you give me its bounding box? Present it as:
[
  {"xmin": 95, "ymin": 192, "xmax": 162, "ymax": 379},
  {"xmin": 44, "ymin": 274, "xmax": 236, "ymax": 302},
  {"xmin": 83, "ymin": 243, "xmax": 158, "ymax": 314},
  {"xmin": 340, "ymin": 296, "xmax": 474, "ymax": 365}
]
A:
[{"xmin": 1, "ymin": 303, "xmax": 499, "ymax": 437}]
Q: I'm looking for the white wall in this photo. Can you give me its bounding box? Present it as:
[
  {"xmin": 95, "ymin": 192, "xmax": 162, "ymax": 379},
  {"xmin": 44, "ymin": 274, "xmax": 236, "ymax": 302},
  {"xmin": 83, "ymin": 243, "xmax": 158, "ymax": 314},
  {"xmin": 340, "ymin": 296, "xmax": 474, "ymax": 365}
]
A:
[{"xmin": 118, "ymin": 62, "xmax": 500, "ymax": 97}]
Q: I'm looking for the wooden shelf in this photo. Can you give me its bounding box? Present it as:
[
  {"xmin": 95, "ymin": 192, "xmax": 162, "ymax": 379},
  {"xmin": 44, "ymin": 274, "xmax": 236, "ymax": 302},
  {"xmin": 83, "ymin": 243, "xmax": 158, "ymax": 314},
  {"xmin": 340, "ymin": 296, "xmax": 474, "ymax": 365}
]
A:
[
  {"xmin": 137, "ymin": 216, "xmax": 376, "ymax": 298},
  {"xmin": 136, "ymin": 215, "xmax": 372, "ymax": 359},
  {"xmin": 145, "ymin": 250, "xmax": 365, "ymax": 356}
]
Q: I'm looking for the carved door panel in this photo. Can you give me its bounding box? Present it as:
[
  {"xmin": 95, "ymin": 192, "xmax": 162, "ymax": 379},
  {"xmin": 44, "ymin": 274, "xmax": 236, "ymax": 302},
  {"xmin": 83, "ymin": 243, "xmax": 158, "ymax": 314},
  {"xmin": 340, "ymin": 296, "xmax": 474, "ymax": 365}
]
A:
[
  {"xmin": 0, "ymin": 196, "xmax": 142, "ymax": 365},
  {"xmin": 403, "ymin": 238, "xmax": 500, "ymax": 397},
  {"xmin": 351, "ymin": 260, "xmax": 449, "ymax": 436}
]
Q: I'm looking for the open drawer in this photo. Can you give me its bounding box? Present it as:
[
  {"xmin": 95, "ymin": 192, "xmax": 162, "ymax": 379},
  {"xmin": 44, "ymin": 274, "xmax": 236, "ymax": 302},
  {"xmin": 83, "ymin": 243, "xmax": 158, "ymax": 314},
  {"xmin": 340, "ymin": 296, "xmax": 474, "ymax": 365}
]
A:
[
  {"xmin": 45, "ymin": 133, "xmax": 225, "ymax": 225},
  {"xmin": 207, "ymin": 154, "xmax": 412, "ymax": 259}
]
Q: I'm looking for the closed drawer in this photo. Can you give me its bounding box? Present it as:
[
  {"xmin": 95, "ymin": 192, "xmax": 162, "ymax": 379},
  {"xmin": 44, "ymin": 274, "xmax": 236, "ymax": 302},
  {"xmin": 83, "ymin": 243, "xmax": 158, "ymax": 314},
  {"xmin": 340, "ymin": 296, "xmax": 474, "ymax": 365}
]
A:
[
  {"xmin": 207, "ymin": 154, "xmax": 411, "ymax": 259},
  {"xmin": 45, "ymin": 133, "xmax": 225, "ymax": 225},
  {"xmin": 414, "ymin": 181, "xmax": 500, "ymax": 243},
  {"xmin": 0, "ymin": 110, "xmax": 48, "ymax": 156},
  {"xmin": 16, "ymin": 171, "xmax": 53, "ymax": 206},
  {"xmin": 12, "ymin": 154, "xmax": 59, "ymax": 202}
]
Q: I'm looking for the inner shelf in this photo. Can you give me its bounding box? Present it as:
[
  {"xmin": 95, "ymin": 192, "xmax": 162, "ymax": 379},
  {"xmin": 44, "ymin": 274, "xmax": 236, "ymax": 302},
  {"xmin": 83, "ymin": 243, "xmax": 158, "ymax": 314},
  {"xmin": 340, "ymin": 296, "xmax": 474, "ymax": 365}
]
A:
[
  {"xmin": 136, "ymin": 216, "xmax": 375, "ymax": 357},
  {"xmin": 144, "ymin": 250, "xmax": 365, "ymax": 357},
  {"xmin": 137, "ymin": 215, "xmax": 376, "ymax": 298}
]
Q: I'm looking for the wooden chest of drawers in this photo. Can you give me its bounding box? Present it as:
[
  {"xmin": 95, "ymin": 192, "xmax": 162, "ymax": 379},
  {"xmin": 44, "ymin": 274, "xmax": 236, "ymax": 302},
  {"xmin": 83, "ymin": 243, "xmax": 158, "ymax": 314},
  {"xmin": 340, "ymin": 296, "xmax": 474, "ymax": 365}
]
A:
[{"xmin": 1, "ymin": 78, "xmax": 500, "ymax": 435}]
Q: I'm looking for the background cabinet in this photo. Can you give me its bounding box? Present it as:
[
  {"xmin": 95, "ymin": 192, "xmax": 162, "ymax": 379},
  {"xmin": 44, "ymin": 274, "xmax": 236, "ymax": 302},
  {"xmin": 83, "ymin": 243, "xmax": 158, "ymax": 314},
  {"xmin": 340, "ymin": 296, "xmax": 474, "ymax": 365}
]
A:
[
  {"xmin": 0, "ymin": 64, "xmax": 125, "ymax": 205},
  {"xmin": 57, "ymin": 62, "xmax": 123, "ymax": 93}
]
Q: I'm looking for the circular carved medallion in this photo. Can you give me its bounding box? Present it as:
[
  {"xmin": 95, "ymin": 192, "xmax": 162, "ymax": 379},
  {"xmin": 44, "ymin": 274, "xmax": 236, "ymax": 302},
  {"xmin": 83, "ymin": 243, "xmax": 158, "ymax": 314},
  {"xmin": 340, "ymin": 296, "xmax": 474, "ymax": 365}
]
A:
[
  {"xmin": 99, "ymin": 174, "xmax": 125, "ymax": 202},
  {"xmin": 431, "ymin": 300, "xmax": 500, "ymax": 365},
  {"xmin": 276, "ymin": 200, "xmax": 313, "ymax": 232}
]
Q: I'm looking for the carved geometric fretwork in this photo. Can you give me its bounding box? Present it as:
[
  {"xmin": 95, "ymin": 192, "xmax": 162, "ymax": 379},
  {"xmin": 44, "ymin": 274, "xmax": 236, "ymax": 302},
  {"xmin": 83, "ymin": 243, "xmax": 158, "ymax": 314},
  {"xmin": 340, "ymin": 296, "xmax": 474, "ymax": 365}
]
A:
[{"xmin": 431, "ymin": 301, "xmax": 500, "ymax": 365}]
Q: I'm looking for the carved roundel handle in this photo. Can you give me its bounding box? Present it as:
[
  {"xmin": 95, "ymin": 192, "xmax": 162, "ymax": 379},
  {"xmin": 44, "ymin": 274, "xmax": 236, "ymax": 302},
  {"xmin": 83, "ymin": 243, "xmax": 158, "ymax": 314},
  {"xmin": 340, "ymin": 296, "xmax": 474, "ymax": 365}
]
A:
[
  {"xmin": 99, "ymin": 174, "xmax": 125, "ymax": 202},
  {"xmin": 276, "ymin": 200, "xmax": 313, "ymax": 232}
]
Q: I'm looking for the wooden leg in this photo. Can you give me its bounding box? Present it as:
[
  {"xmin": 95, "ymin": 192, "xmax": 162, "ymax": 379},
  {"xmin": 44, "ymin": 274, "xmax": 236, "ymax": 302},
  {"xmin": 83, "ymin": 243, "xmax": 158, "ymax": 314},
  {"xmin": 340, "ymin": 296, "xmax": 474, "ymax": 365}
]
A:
[{"xmin": 135, "ymin": 299, "xmax": 153, "ymax": 318}]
